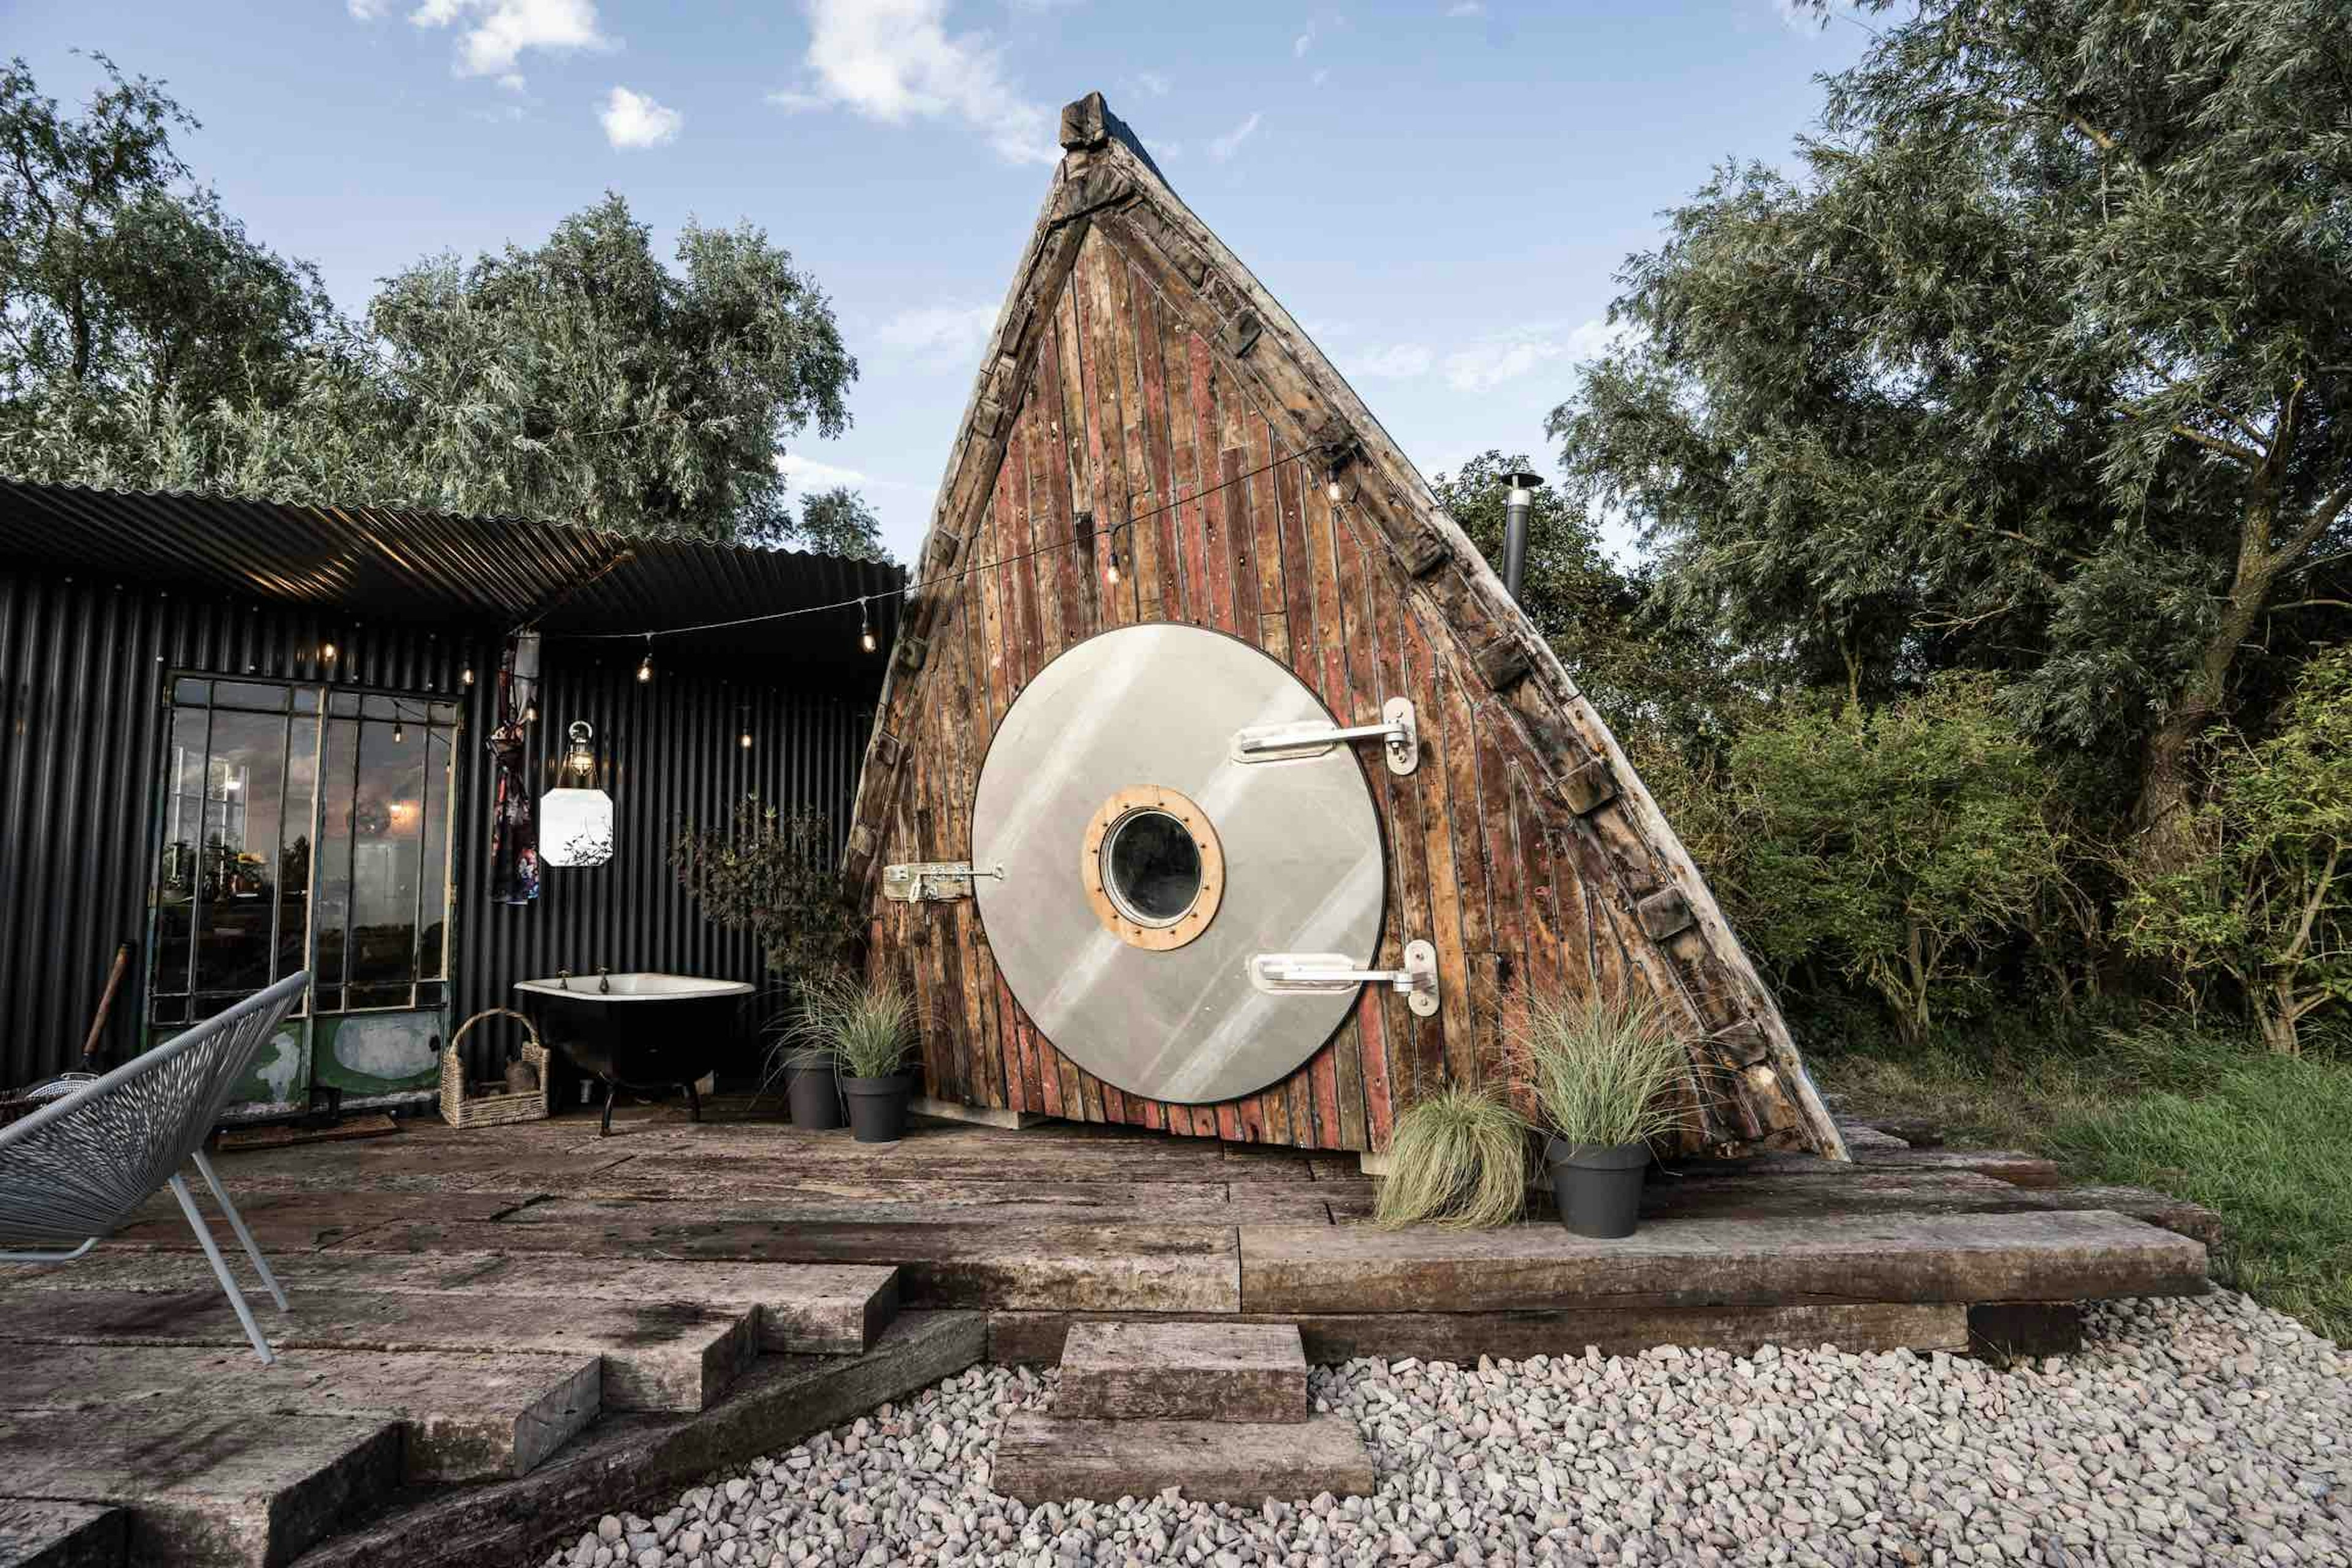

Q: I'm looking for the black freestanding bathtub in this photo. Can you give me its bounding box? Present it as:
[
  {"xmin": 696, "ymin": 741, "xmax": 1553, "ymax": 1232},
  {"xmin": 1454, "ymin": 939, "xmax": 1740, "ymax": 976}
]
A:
[{"xmin": 514, "ymin": 973, "xmax": 755, "ymax": 1134}]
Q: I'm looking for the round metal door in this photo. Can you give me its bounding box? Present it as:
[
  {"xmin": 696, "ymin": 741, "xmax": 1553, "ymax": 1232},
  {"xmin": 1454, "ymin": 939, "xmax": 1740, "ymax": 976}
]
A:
[{"xmin": 971, "ymin": 624, "xmax": 1384, "ymax": 1104}]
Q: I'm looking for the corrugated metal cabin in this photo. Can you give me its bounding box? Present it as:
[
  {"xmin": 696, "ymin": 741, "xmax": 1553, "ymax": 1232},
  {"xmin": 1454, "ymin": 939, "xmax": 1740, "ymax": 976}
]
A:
[{"xmin": 0, "ymin": 478, "xmax": 900, "ymax": 1113}]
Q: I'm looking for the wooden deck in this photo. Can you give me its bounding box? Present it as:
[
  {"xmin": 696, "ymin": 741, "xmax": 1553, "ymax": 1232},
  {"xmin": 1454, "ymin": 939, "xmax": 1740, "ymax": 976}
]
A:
[{"xmin": 0, "ymin": 1099, "xmax": 2214, "ymax": 1567}]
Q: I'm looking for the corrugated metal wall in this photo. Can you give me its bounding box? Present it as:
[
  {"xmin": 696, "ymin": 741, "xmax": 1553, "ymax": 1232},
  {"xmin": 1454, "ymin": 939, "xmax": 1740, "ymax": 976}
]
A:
[{"xmin": 0, "ymin": 563, "xmax": 878, "ymax": 1089}]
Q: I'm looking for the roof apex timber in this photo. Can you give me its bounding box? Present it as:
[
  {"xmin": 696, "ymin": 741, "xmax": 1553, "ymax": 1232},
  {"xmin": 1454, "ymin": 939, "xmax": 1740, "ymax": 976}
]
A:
[{"xmin": 844, "ymin": 92, "xmax": 1847, "ymax": 1161}]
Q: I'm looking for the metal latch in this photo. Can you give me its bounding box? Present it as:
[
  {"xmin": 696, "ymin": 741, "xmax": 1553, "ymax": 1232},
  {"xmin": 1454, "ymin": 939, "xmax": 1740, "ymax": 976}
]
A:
[
  {"xmin": 1231, "ymin": 696, "xmax": 1418, "ymax": 775},
  {"xmin": 1248, "ymin": 939, "xmax": 1440, "ymax": 1016},
  {"xmin": 882, "ymin": 861, "xmax": 1003, "ymax": 902}
]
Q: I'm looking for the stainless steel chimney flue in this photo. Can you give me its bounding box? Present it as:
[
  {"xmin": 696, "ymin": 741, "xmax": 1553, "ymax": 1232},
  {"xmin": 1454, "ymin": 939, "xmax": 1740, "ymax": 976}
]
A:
[{"xmin": 1499, "ymin": 469, "xmax": 1545, "ymax": 605}]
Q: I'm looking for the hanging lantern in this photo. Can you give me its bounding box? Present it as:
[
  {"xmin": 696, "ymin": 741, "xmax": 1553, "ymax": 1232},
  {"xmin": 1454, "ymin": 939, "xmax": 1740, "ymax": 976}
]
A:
[{"xmin": 540, "ymin": 720, "xmax": 616, "ymax": 868}]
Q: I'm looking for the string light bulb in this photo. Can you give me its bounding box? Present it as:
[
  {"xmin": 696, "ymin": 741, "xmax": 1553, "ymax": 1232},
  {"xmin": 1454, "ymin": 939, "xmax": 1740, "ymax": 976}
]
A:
[
  {"xmin": 859, "ymin": 597, "xmax": 876, "ymax": 654},
  {"xmin": 636, "ymin": 635, "xmax": 654, "ymax": 684},
  {"xmin": 392, "ymin": 717, "xmax": 405, "ymax": 744},
  {"xmin": 1105, "ymin": 522, "xmax": 1123, "ymax": 586},
  {"xmin": 740, "ymin": 729, "xmax": 753, "ymax": 750},
  {"xmin": 461, "ymin": 666, "xmax": 475, "ymax": 687},
  {"xmin": 523, "ymin": 701, "xmax": 537, "ymax": 723},
  {"xmin": 1326, "ymin": 471, "xmax": 1344, "ymax": 503},
  {"xmin": 320, "ymin": 641, "xmax": 337, "ymax": 663}
]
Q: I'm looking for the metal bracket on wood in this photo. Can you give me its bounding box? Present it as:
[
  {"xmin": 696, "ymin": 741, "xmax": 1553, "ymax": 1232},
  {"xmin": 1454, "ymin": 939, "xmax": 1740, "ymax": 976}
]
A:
[
  {"xmin": 1221, "ymin": 309, "xmax": 1262, "ymax": 358},
  {"xmin": 1231, "ymin": 697, "xmax": 1417, "ymax": 775},
  {"xmin": 882, "ymin": 861, "xmax": 1006, "ymax": 903},
  {"xmin": 1636, "ymin": 886, "xmax": 1696, "ymax": 941},
  {"xmin": 1248, "ymin": 940, "xmax": 1441, "ymax": 1017},
  {"xmin": 1559, "ymin": 756, "xmax": 1616, "ymax": 816}
]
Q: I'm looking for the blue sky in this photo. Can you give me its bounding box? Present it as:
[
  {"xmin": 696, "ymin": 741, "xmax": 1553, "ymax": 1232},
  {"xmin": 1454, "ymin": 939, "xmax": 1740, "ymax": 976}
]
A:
[{"xmin": 6, "ymin": 1, "xmax": 1866, "ymax": 562}]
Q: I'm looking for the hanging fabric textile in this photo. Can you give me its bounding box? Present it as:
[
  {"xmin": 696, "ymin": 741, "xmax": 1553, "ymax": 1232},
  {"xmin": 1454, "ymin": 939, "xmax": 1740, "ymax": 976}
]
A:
[{"xmin": 487, "ymin": 631, "xmax": 542, "ymax": 905}]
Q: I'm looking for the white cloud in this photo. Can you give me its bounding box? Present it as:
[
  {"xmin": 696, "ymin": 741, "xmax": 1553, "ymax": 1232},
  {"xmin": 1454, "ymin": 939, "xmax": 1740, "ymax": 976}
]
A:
[
  {"xmin": 1441, "ymin": 317, "xmax": 1626, "ymax": 393},
  {"xmin": 876, "ymin": 302, "xmax": 998, "ymax": 365},
  {"xmin": 348, "ymin": 0, "xmax": 391, "ymax": 17},
  {"xmin": 1293, "ymin": 29, "xmax": 1314, "ymax": 56},
  {"xmin": 1310, "ymin": 67, "xmax": 1330, "ymax": 87},
  {"xmin": 600, "ymin": 86, "xmax": 682, "ymax": 149},
  {"xmin": 407, "ymin": 0, "xmax": 609, "ymax": 81},
  {"xmin": 769, "ymin": 0, "xmax": 1057, "ymax": 166},
  {"xmin": 1446, "ymin": 1, "xmax": 1485, "ymax": 13},
  {"xmin": 1132, "ymin": 70, "xmax": 1172, "ymax": 97},
  {"xmin": 1346, "ymin": 344, "xmax": 1433, "ymax": 379},
  {"xmin": 496, "ymin": 71, "xmax": 526, "ymax": 91},
  {"xmin": 778, "ymin": 453, "xmax": 875, "ymax": 490},
  {"xmin": 1208, "ymin": 110, "xmax": 1262, "ymax": 162}
]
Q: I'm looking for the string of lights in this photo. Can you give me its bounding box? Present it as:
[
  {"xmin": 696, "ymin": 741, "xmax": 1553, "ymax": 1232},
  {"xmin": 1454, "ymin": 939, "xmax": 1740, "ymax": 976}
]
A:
[{"xmin": 537, "ymin": 441, "xmax": 1344, "ymax": 667}]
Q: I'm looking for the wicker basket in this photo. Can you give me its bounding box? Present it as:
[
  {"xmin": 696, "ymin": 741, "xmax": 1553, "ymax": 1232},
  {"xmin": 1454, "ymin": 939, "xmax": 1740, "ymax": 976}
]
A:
[{"xmin": 440, "ymin": 1008, "xmax": 552, "ymax": 1129}]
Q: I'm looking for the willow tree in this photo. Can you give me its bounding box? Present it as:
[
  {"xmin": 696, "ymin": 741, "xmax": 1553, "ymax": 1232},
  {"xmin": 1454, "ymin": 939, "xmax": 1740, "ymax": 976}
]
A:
[
  {"xmin": 1550, "ymin": 0, "xmax": 2352, "ymax": 872},
  {"xmin": 2, "ymin": 59, "xmax": 862, "ymax": 548}
]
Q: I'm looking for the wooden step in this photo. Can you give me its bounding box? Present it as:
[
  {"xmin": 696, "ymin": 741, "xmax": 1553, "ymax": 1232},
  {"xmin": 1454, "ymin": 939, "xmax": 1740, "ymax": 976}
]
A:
[
  {"xmin": 0, "ymin": 1499, "xmax": 126, "ymax": 1568},
  {"xmin": 990, "ymin": 1412, "xmax": 1374, "ymax": 1506},
  {"xmin": 0, "ymin": 1289, "xmax": 753, "ymax": 1414},
  {"xmin": 0, "ymin": 1409, "xmax": 398, "ymax": 1568},
  {"xmin": 0, "ymin": 1250, "xmax": 899, "ymax": 1356},
  {"xmin": 1239, "ymin": 1210, "xmax": 2209, "ymax": 1314},
  {"xmin": 328, "ymin": 1218, "xmax": 1242, "ymax": 1313},
  {"xmin": 990, "ymin": 1300, "xmax": 1972, "ymax": 1365},
  {"xmin": 1058, "ymin": 1321, "xmax": 1307, "ymax": 1423},
  {"xmin": 0, "ymin": 1346, "xmax": 598, "ymax": 1483},
  {"xmin": 289, "ymin": 1311, "xmax": 989, "ymax": 1568}
]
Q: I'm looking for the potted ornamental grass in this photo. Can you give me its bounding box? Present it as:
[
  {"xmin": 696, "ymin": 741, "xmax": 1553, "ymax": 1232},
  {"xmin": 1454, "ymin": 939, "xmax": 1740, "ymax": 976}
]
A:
[
  {"xmin": 780, "ymin": 971, "xmax": 918, "ymax": 1144},
  {"xmin": 1372, "ymin": 1084, "xmax": 1529, "ymax": 1230},
  {"xmin": 1511, "ymin": 992, "xmax": 1694, "ymax": 1239}
]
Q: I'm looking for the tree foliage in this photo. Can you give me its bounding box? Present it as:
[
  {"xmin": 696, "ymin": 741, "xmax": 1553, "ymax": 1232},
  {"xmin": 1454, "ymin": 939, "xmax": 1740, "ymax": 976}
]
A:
[
  {"xmin": 1, "ymin": 55, "xmax": 330, "ymax": 441},
  {"xmin": 794, "ymin": 484, "xmax": 886, "ymax": 560},
  {"xmin": 2120, "ymin": 649, "xmax": 2352, "ymax": 1054},
  {"xmin": 1549, "ymin": 0, "xmax": 2352, "ymax": 869},
  {"xmin": 0, "ymin": 58, "xmax": 863, "ymax": 549},
  {"xmin": 1661, "ymin": 677, "xmax": 2069, "ymax": 1044}
]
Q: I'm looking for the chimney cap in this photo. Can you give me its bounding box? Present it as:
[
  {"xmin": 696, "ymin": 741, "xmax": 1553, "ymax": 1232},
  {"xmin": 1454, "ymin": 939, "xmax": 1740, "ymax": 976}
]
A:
[{"xmin": 1502, "ymin": 470, "xmax": 1547, "ymax": 491}]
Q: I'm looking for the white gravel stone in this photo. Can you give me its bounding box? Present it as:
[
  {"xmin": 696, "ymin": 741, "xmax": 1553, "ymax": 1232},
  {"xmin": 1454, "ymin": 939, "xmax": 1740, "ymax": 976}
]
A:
[{"xmin": 545, "ymin": 1292, "xmax": 2351, "ymax": 1568}]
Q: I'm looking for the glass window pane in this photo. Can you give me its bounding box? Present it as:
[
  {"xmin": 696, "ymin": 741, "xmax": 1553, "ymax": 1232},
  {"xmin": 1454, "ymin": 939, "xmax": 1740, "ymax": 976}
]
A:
[
  {"xmin": 292, "ymin": 688, "xmax": 320, "ymax": 714},
  {"xmin": 277, "ymin": 717, "xmax": 319, "ymax": 987},
  {"xmin": 329, "ymin": 692, "xmax": 360, "ymax": 717},
  {"xmin": 155, "ymin": 706, "xmax": 208, "ymax": 997},
  {"xmin": 347, "ymin": 715, "xmax": 425, "ymax": 1000},
  {"xmin": 417, "ymin": 723, "xmax": 450, "ymax": 981},
  {"xmin": 173, "ymin": 677, "xmax": 209, "ymax": 704},
  {"xmin": 190, "ymin": 709, "xmax": 292, "ymax": 995},
  {"xmin": 315, "ymin": 717, "xmax": 357, "ymax": 993},
  {"xmin": 214, "ymin": 681, "xmax": 290, "ymax": 712}
]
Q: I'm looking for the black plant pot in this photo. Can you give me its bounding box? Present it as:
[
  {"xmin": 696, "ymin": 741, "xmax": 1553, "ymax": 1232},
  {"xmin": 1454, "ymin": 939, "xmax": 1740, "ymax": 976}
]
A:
[
  {"xmin": 1545, "ymin": 1137, "xmax": 1649, "ymax": 1239},
  {"xmin": 785, "ymin": 1054, "xmax": 845, "ymax": 1131},
  {"xmin": 842, "ymin": 1073, "xmax": 914, "ymax": 1144}
]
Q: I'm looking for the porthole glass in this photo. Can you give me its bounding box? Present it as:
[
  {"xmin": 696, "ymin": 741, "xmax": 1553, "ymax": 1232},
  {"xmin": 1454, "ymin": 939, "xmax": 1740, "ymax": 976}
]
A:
[{"xmin": 1101, "ymin": 809, "xmax": 1203, "ymax": 926}]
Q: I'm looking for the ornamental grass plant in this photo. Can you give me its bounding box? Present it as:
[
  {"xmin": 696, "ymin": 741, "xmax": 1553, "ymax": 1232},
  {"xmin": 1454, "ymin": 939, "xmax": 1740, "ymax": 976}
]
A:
[
  {"xmin": 1511, "ymin": 991, "xmax": 1694, "ymax": 1149},
  {"xmin": 776, "ymin": 970, "xmax": 916, "ymax": 1080},
  {"xmin": 1373, "ymin": 1084, "xmax": 1529, "ymax": 1230}
]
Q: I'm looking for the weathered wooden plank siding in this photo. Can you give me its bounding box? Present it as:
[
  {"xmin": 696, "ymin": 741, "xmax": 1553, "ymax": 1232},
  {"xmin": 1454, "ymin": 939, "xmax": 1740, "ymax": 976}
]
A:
[{"xmin": 855, "ymin": 148, "xmax": 1833, "ymax": 1155}]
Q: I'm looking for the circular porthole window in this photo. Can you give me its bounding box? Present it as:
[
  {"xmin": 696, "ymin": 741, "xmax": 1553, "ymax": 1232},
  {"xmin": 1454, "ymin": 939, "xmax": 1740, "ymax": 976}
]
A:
[
  {"xmin": 1081, "ymin": 785, "xmax": 1223, "ymax": 951},
  {"xmin": 1102, "ymin": 809, "xmax": 1202, "ymax": 925}
]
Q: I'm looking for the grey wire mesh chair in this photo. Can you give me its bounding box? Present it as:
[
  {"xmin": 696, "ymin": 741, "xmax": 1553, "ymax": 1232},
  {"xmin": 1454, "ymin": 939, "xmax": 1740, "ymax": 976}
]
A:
[{"xmin": 0, "ymin": 970, "xmax": 308, "ymax": 1364}]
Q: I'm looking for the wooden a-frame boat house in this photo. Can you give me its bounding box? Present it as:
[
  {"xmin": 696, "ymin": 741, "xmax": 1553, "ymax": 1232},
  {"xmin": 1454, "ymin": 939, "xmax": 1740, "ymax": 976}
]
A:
[{"xmin": 845, "ymin": 93, "xmax": 1845, "ymax": 1163}]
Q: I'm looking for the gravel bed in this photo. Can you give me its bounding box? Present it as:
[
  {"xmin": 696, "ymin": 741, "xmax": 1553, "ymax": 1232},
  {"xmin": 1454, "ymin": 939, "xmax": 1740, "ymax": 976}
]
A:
[{"xmin": 548, "ymin": 1291, "xmax": 2349, "ymax": 1568}]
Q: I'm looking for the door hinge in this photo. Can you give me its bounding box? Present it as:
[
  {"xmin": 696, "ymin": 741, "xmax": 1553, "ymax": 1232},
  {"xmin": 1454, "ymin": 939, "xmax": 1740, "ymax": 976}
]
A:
[
  {"xmin": 881, "ymin": 861, "xmax": 1004, "ymax": 903},
  {"xmin": 1248, "ymin": 938, "xmax": 1440, "ymax": 1017},
  {"xmin": 1231, "ymin": 696, "xmax": 1418, "ymax": 775}
]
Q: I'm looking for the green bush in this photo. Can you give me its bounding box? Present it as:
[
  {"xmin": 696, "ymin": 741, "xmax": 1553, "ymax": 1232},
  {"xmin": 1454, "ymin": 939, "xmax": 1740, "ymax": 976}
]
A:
[
  {"xmin": 2119, "ymin": 647, "xmax": 2352, "ymax": 1054},
  {"xmin": 1656, "ymin": 676, "xmax": 2069, "ymax": 1044}
]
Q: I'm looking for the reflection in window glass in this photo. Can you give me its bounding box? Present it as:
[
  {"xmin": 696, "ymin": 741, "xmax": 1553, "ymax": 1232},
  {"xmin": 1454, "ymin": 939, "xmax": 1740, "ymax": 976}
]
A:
[{"xmin": 151, "ymin": 678, "xmax": 456, "ymax": 1020}]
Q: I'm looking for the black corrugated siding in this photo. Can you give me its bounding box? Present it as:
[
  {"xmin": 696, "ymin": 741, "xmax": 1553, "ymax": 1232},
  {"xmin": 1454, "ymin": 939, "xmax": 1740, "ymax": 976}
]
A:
[{"xmin": 1, "ymin": 564, "xmax": 878, "ymax": 1088}]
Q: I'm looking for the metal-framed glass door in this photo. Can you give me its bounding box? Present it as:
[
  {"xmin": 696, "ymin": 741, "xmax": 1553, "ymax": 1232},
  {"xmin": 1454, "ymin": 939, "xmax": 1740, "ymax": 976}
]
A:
[{"xmin": 149, "ymin": 676, "xmax": 461, "ymax": 1110}]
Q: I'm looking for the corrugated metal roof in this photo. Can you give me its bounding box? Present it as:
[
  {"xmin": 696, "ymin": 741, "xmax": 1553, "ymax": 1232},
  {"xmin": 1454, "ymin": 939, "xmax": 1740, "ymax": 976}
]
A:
[{"xmin": 0, "ymin": 478, "xmax": 905, "ymax": 673}]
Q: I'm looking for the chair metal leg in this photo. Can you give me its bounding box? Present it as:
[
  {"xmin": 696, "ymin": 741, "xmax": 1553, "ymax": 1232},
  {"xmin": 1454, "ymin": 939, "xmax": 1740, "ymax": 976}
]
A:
[
  {"xmin": 190, "ymin": 1147, "xmax": 289, "ymax": 1313},
  {"xmin": 167, "ymin": 1172, "xmax": 276, "ymax": 1366},
  {"xmin": 0, "ymin": 1237, "xmax": 98, "ymax": 1264},
  {"xmin": 684, "ymin": 1077, "xmax": 702, "ymax": 1123},
  {"xmin": 600, "ymin": 1077, "xmax": 617, "ymax": 1137}
]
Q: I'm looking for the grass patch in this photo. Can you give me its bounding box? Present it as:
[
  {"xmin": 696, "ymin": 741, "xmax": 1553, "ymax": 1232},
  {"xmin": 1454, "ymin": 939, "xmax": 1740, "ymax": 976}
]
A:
[{"xmin": 1812, "ymin": 1017, "xmax": 2352, "ymax": 1343}]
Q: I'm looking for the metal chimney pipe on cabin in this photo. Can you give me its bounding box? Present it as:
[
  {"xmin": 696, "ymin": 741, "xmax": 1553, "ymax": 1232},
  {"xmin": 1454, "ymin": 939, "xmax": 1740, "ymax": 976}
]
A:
[{"xmin": 1499, "ymin": 470, "xmax": 1545, "ymax": 605}]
